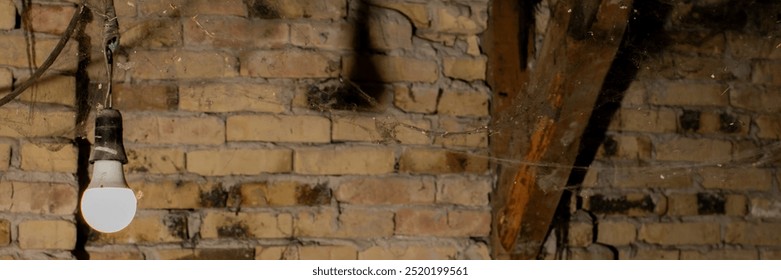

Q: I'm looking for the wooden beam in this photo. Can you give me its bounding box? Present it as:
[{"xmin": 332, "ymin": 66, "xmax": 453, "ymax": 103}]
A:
[{"xmin": 489, "ymin": 0, "xmax": 633, "ymax": 259}]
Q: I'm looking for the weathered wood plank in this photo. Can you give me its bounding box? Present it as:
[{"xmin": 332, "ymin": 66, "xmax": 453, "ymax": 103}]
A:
[{"xmin": 490, "ymin": 0, "xmax": 633, "ymax": 259}]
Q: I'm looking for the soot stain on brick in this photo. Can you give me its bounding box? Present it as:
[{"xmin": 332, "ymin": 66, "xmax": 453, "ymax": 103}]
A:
[
  {"xmin": 589, "ymin": 195, "xmax": 655, "ymax": 214},
  {"xmin": 680, "ymin": 110, "xmax": 701, "ymax": 132},
  {"xmin": 602, "ymin": 136, "xmax": 618, "ymax": 156},
  {"xmin": 307, "ymin": 79, "xmax": 384, "ymax": 111},
  {"xmin": 296, "ymin": 183, "xmax": 332, "ymax": 206},
  {"xmin": 244, "ymin": 0, "xmax": 280, "ymax": 18},
  {"xmin": 445, "ymin": 152, "xmax": 469, "ymax": 172},
  {"xmin": 697, "ymin": 193, "xmax": 726, "ymax": 215},
  {"xmin": 719, "ymin": 113, "xmax": 740, "ymax": 133},
  {"xmin": 217, "ymin": 223, "xmax": 250, "ymax": 238},
  {"xmin": 165, "ymin": 214, "xmax": 188, "ymax": 240},
  {"xmin": 200, "ymin": 186, "xmax": 228, "ymax": 208}
]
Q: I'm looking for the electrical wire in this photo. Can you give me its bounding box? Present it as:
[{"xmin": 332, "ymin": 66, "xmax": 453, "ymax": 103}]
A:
[{"xmin": 102, "ymin": 0, "xmax": 119, "ymax": 109}]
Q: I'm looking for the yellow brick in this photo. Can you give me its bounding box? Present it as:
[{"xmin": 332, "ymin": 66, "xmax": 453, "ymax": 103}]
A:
[
  {"xmin": 184, "ymin": 17, "xmax": 288, "ymax": 49},
  {"xmin": 666, "ymin": 194, "xmax": 698, "ymax": 216},
  {"xmin": 332, "ymin": 115, "xmax": 431, "ymax": 144},
  {"xmin": 654, "ymin": 137, "xmax": 732, "ymax": 162},
  {"xmin": 726, "ymin": 222, "xmax": 781, "ymax": 246},
  {"xmin": 88, "ymin": 250, "xmax": 144, "ymax": 260},
  {"xmin": 187, "ymin": 148, "xmax": 292, "ymax": 176},
  {"xmin": 431, "ymin": 5, "xmax": 486, "ymax": 34},
  {"xmin": 0, "ymin": 105, "xmax": 75, "ymax": 138},
  {"xmin": 395, "ymin": 208, "xmax": 490, "ymax": 237},
  {"xmin": 0, "ymin": 143, "xmax": 9, "ymax": 171},
  {"xmin": 255, "ymin": 246, "xmax": 292, "ymax": 260},
  {"xmin": 761, "ymin": 251, "xmax": 781, "ymax": 260},
  {"xmin": 611, "ymin": 108, "xmax": 677, "ymax": 133},
  {"xmin": 129, "ymin": 50, "xmax": 238, "ymax": 80},
  {"xmin": 18, "ymin": 220, "xmax": 76, "ymax": 250},
  {"xmin": 228, "ymin": 115, "xmax": 330, "ymax": 143},
  {"xmin": 359, "ymin": 245, "xmax": 458, "ymax": 260},
  {"xmin": 597, "ymin": 135, "xmax": 651, "ymax": 160},
  {"xmin": 443, "ymin": 56, "xmax": 486, "ymax": 81},
  {"xmin": 114, "ymin": 17, "xmax": 181, "ymax": 49},
  {"xmin": 0, "ymin": 68, "xmax": 10, "ymax": 89},
  {"xmin": 729, "ymin": 85, "xmax": 781, "ymax": 113},
  {"xmin": 630, "ymin": 248, "xmax": 679, "ymax": 260},
  {"xmin": 399, "ymin": 148, "xmax": 488, "ymax": 174},
  {"xmin": 437, "ymin": 90, "xmax": 489, "ymax": 116},
  {"xmin": 0, "ymin": 182, "xmax": 8, "ymax": 210},
  {"xmin": 155, "ymin": 249, "xmax": 195, "ymax": 260},
  {"xmin": 336, "ymin": 177, "xmax": 435, "ymax": 204},
  {"xmin": 258, "ymin": 0, "xmax": 346, "ymax": 19},
  {"xmin": 0, "ymin": 35, "xmax": 77, "ymax": 71},
  {"xmin": 139, "ymin": 0, "xmax": 246, "ymax": 16},
  {"xmin": 699, "ymin": 167, "xmax": 772, "ymax": 191},
  {"xmin": 332, "ymin": 116, "xmax": 384, "ymax": 142},
  {"xmin": 756, "ymin": 115, "xmax": 781, "ymax": 139},
  {"xmin": 125, "ymin": 148, "xmax": 185, "ymax": 174},
  {"xmin": 112, "ymin": 84, "xmax": 176, "ymax": 111},
  {"xmin": 239, "ymin": 181, "xmax": 331, "ymax": 207},
  {"xmin": 294, "ymin": 208, "xmax": 394, "ymax": 238},
  {"xmin": 639, "ymin": 223, "xmax": 720, "ymax": 245},
  {"xmin": 726, "ymin": 194, "xmax": 747, "ymax": 216},
  {"xmin": 603, "ymin": 168, "xmax": 691, "ymax": 188},
  {"xmin": 179, "ymin": 83, "xmax": 287, "ymax": 113},
  {"xmin": 291, "ymin": 22, "xmax": 353, "ymax": 50},
  {"xmin": 334, "ymin": 208, "xmax": 394, "ymax": 238},
  {"xmin": 597, "ymin": 222, "xmax": 636, "ymax": 246},
  {"xmin": 392, "ymin": 118, "xmax": 433, "ymax": 145},
  {"xmin": 241, "ymin": 50, "xmax": 339, "ymax": 78},
  {"xmin": 26, "ymin": 4, "xmax": 76, "ymax": 35},
  {"xmin": 434, "ymin": 117, "xmax": 488, "ymax": 148},
  {"xmin": 299, "ymin": 246, "xmax": 357, "ymax": 260},
  {"xmin": 124, "ymin": 115, "xmax": 225, "ymax": 145},
  {"xmin": 370, "ymin": 1, "xmax": 429, "ymax": 28},
  {"xmin": 568, "ymin": 222, "xmax": 593, "ymax": 247},
  {"xmin": 435, "ymin": 176, "xmax": 491, "ymax": 206},
  {"xmin": 343, "ymin": 55, "xmax": 438, "ymax": 83},
  {"xmin": 294, "ymin": 146, "xmax": 395, "ymax": 175},
  {"xmin": 20, "ymin": 143, "xmax": 77, "ymax": 173},
  {"xmin": 1, "ymin": 182, "xmax": 76, "ymax": 215},
  {"xmin": 201, "ymin": 212, "xmax": 292, "ymax": 239},
  {"xmin": 91, "ymin": 215, "xmax": 185, "ymax": 244},
  {"xmin": 753, "ymin": 61, "xmax": 781, "ymax": 85},
  {"xmin": 367, "ymin": 9, "xmax": 413, "ymax": 50},
  {"xmin": 697, "ymin": 112, "xmax": 749, "ymax": 135},
  {"xmin": 0, "ymin": 219, "xmax": 9, "ymax": 246},
  {"xmin": 681, "ymin": 249, "xmax": 757, "ymax": 260},
  {"xmin": 394, "ymin": 85, "xmax": 438, "ymax": 113},
  {"xmin": 130, "ymin": 181, "xmax": 201, "ymax": 209},
  {"xmin": 0, "ymin": 0, "xmax": 15, "ymax": 30},
  {"xmin": 652, "ymin": 82, "xmax": 729, "ymax": 106},
  {"xmin": 464, "ymin": 242, "xmax": 491, "ymax": 259},
  {"xmin": 18, "ymin": 75, "xmax": 75, "ymax": 106}
]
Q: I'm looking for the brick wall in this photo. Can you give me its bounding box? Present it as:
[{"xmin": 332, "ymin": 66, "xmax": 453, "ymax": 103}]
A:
[
  {"xmin": 1, "ymin": 0, "xmax": 778, "ymax": 260},
  {"xmin": 0, "ymin": 0, "xmax": 492, "ymax": 259},
  {"xmin": 561, "ymin": 1, "xmax": 781, "ymax": 260}
]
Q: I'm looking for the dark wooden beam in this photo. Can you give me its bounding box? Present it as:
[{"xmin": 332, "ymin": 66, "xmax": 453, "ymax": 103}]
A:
[{"xmin": 489, "ymin": 0, "xmax": 633, "ymax": 259}]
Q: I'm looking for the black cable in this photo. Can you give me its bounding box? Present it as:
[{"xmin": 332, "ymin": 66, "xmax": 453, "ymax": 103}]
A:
[{"xmin": 0, "ymin": 2, "xmax": 86, "ymax": 107}]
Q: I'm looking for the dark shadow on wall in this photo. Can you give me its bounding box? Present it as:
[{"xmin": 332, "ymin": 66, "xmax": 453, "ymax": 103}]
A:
[
  {"xmin": 72, "ymin": 6, "xmax": 94, "ymax": 261},
  {"xmin": 547, "ymin": 0, "xmax": 781, "ymax": 259},
  {"xmin": 546, "ymin": 0, "xmax": 674, "ymax": 259},
  {"xmin": 307, "ymin": 0, "xmax": 386, "ymax": 112}
]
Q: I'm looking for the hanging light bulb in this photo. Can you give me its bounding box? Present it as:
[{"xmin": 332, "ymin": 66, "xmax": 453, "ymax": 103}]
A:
[{"xmin": 80, "ymin": 108, "xmax": 136, "ymax": 233}]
